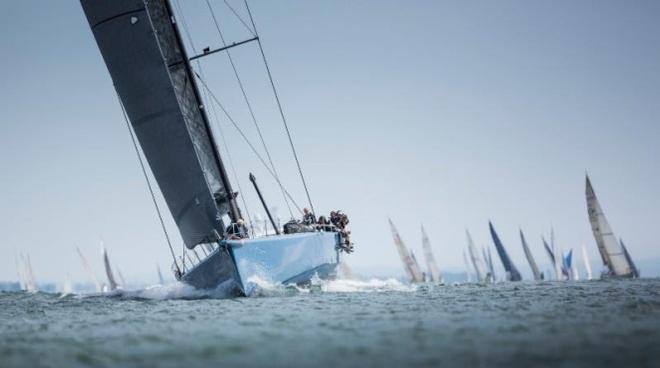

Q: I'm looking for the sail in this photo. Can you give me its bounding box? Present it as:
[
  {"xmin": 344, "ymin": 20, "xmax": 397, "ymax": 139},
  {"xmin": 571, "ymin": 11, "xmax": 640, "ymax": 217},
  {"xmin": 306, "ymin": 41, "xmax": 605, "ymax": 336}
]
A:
[
  {"xmin": 409, "ymin": 250, "xmax": 424, "ymax": 282},
  {"xmin": 102, "ymin": 247, "xmax": 118, "ymax": 291},
  {"xmin": 542, "ymin": 237, "xmax": 560, "ymax": 280},
  {"xmin": 388, "ymin": 219, "xmax": 424, "ymax": 282},
  {"xmin": 465, "ymin": 230, "xmax": 488, "ymax": 282},
  {"xmin": 519, "ymin": 230, "xmax": 541, "ymax": 280},
  {"xmin": 421, "ymin": 225, "xmax": 442, "ymax": 282},
  {"xmin": 581, "ymin": 243, "xmax": 593, "ymax": 280},
  {"xmin": 157, "ymin": 264, "xmax": 165, "ymax": 285},
  {"xmin": 77, "ymin": 247, "xmax": 102, "ymax": 292},
  {"xmin": 620, "ymin": 239, "xmax": 639, "ymax": 278},
  {"xmin": 486, "ymin": 247, "xmax": 496, "ymax": 281},
  {"xmin": 462, "ymin": 250, "xmax": 472, "ymax": 282},
  {"xmin": 24, "ymin": 255, "xmax": 38, "ymax": 292},
  {"xmin": 80, "ymin": 0, "xmax": 233, "ymax": 248},
  {"xmin": 489, "ymin": 222, "xmax": 522, "ymax": 281},
  {"xmin": 563, "ymin": 249, "xmax": 573, "ymax": 280},
  {"xmin": 585, "ymin": 176, "xmax": 633, "ymax": 276}
]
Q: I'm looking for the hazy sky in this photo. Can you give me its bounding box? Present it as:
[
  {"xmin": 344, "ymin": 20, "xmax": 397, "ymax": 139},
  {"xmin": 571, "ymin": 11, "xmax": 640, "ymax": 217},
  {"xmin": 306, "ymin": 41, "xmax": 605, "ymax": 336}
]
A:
[{"xmin": 1, "ymin": 1, "xmax": 659, "ymax": 283}]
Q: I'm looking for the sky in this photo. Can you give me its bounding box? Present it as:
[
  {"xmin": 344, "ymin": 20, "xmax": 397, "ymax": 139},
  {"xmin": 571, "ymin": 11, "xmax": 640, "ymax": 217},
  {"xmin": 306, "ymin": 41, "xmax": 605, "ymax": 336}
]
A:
[{"xmin": 1, "ymin": 0, "xmax": 659, "ymax": 284}]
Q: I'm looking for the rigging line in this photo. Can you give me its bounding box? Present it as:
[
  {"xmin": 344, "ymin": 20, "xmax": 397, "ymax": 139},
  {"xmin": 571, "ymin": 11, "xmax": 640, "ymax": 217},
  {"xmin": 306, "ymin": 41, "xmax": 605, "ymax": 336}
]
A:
[
  {"xmin": 116, "ymin": 93, "xmax": 180, "ymax": 276},
  {"xmin": 173, "ymin": 0, "xmax": 251, "ymax": 225},
  {"xmin": 205, "ymin": 0, "xmax": 294, "ymax": 220},
  {"xmin": 244, "ymin": 0, "xmax": 316, "ymax": 216},
  {"xmin": 222, "ymin": 0, "xmax": 256, "ymax": 37},
  {"xmin": 195, "ymin": 72, "xmax": 304, "ymax": 215},
  {"xmin": 205, "ymin": 85, "xmax": 256, "ymax": 237}
]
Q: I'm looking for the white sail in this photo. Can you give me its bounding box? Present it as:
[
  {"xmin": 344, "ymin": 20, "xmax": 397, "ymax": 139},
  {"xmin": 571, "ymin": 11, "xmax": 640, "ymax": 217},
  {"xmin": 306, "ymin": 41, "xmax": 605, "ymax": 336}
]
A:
[
  {"xmin": 586, "ymin": 176, "xmax": 633, "ymax": 277},
  {"xmin": 62, "ymin": 273, "xmax": 74, "ymax": 295},
  {"xmin": 409, "ymin": 249, "xmax": 425, "ymax": 282},
  {"xmin": 465, "ymin": 230, "xmax": 488, "ymax": 282},
  {"xmin": 15, "ymin": 253, "xmax": 26, "ymax": 291},
  {"xmin": 581, "ymin": 243, "xmax": 593, "ymax": 280},
  {"xmin": 421, "ymin": 225, "xmax": 442, "ymax": 282},
  {"xmin": 462, "ymin": 250, "xmax": 472, "ymax": 282},
  {"xmin": 388, "ymin": 219, "xmax": 424, "ymax": 282},
  {"xmin": 77, "ymin": 247, "xmax": 102, "ymax": 292},
  {"xmin": 157, "ymin": 264, "xmax": 165, "ymax": 285},
  {"xmin": 24, "ymin": 254, "xmax": 38, "ymax": 292}
]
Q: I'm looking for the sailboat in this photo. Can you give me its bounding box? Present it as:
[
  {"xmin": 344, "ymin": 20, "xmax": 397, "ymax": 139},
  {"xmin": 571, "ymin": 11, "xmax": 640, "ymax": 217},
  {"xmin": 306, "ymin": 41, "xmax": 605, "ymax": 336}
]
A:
[
  {"xmin": 585, "ymin": 176, "xmax": 638, "ymax": 278},
  {"xmin": 485, "ymin": 246, "xmax": 496, "ymax": 282},
  {"xmin": 77, "ymin": 247, "xmax": 103, "ymax": 292},
  {"xmin": 421, "ymin": 225, "xmax": 442, "ymax": 283},
  {"xmin": 80, "ymin": 1, "xmax": 350, "ymax": 295},
  {"xmin": 462, "ymin": 250, "xmax": 472, "ymax": 283},
  {"xmin": 102, "ymin": 246, "xmax": 119, "ymax": 291},
  {"xmin": 389, "ymin": 220, "xmax": 423, "ymax": 283},
  {"xmin": 488, "ymin": 222, "xmax": 522, "ymax": 281},
  {"xmin": 620, "ymin": 239, "xmax": 640, "ymax": 278},
  {"xmin": 157, "ymin": 264, "xmax": 165, "ymax": 285},
  {"xmin": 465, "ymin": 230, "xmax": 489, "ymax": 282},
  {"xmin": 519, "ymin": 229, "xmax": 542, "ymax": 281},
  {"xmin": 542, "ymin": 237, "xmax": 561, "ymax": 280},
  {"xmin": 581, "ymin": 243, "xmax": 593, "ymax": 280}
]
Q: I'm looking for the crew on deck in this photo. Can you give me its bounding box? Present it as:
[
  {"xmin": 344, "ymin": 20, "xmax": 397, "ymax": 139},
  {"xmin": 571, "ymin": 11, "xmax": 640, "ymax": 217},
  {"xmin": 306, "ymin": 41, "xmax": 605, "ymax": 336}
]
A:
[{"xmin": 302, "ymin": 208, "xmax": 316, "ymax": 225}]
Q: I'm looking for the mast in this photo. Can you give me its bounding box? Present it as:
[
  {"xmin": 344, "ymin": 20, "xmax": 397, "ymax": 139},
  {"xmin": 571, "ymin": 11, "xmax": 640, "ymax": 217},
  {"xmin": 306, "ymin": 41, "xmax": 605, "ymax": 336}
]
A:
[{"xmin": 162, "ymin": 0, "xmax": 240, "ymax": 223}]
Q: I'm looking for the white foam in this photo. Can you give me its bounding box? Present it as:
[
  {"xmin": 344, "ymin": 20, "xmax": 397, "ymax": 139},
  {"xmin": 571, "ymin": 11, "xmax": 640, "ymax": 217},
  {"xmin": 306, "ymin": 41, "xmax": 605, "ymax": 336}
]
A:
[{"xmin": 320, "ymin": 277, "xmax": 418, "ymax": 293}]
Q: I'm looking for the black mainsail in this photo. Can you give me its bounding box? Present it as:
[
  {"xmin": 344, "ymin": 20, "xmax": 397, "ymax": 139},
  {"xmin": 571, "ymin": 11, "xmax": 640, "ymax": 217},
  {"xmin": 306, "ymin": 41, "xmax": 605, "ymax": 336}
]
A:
[{"xmin": 80, "ymin": 0, "xmax": 239, "ymax": 249}]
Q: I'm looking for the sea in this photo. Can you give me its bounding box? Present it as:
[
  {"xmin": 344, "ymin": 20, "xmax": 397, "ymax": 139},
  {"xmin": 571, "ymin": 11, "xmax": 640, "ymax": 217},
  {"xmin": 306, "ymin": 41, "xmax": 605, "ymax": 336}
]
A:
[{"xmin": 1, "ymin": 278, "xmax": 659, "ymax": 368}]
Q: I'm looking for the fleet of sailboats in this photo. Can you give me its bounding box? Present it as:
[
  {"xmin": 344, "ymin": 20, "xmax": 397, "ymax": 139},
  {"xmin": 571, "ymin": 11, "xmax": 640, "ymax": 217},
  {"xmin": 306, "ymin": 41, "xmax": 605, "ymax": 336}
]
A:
[{"xmin": 385, "ymin": 176, "xmax": 638, "ymax": 284}]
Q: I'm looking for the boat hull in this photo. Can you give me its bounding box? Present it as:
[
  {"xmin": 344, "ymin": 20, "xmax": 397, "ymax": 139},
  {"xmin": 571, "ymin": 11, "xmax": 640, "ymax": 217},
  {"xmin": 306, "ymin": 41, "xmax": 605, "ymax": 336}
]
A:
[{"xmin": 181, "ymin": 232, "xmax": 341, "ymax": 295}]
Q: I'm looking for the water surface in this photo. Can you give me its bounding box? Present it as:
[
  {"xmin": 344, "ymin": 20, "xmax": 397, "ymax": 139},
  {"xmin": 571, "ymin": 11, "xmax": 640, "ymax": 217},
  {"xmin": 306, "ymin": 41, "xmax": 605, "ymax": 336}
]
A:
[{"xmin": 1, "ymin": 278, "xmax": 659, "ymax": 367}]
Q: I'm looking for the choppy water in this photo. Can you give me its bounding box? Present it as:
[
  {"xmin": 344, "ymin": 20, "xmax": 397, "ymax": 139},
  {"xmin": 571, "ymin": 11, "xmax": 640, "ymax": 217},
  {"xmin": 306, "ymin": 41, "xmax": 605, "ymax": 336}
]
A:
[{"xmin": 1, "ymin": 278, "xmax": 659, "ymax": 368}]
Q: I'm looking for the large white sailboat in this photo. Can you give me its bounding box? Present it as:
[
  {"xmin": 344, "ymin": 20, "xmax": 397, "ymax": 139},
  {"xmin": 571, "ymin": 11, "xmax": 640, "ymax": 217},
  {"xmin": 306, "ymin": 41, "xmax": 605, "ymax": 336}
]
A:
[{"xmin": 585, "ymin": 176, "xmax": 638, "ymax": 278}]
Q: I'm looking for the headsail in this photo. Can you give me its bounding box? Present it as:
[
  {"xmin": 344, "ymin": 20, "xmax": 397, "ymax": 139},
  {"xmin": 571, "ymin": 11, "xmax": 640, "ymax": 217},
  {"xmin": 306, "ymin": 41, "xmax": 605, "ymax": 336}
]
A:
[
  {"xmin": 585, "ymin": 176, "xmax": 634, "ymax": 277},
  {"xmin": 519, "ymin": 229, "xmax": 541, "ymax": 280},
  {"xmin": 465, "ymin": 230, "xmax": 488, "ymax": 282},
  {"xmin": 388, "ymin": 219, "xmax": 424, "ymax": 282},
  {"xmin": 409, "ymin": 250, "xmax": 424, "ymax": 282},
  {"xmin": 489, "ymin": 222, "xmax": 522, "ymax": 281},
  {"xmin": 80, "ymin": 0, "xmax": 238, "ymax": 249},
  {"xmin": 486, "ymin": 246, "xmax": 496, "ymax": 281},
  {"xmin": 620, "ymin": 239, "xmax": 639, "ymax": 278},
  {"xmin": 421, "ymin": 225, "xmax": 442, "ymax": 282}
]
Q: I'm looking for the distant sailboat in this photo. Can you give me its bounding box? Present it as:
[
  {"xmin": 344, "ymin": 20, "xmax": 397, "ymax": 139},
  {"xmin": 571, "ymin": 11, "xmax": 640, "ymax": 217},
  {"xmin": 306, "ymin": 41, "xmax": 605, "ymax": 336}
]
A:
[
  {"xmin": 388, "ymin": 219, "xmax": 424, "ymax": 283},
  {"xmin": 586, "ymin": 176, "xmax": 638, "ymax": 278},
  {"xmin": 77, "ymin": 247, "xmax": 102, "ymax": 292},
  {"xmin": 157, "ymin": 264, "xmax": 165, "ymax": 285},
  {"xmin": 102, "ymin": 246, "xmax": 118, "ymax": 291},
  {"xmin": 462, "ymin": 250, "xmax": 472, "ymax": 283},
  {"xmin": 409, "ymin": 250, "xmax": 424, "ymax": 281},
  {"xmin": 563, "ymin": 249, "xmax": 574, "ymax": 281},
  {"xmin": 486, "ymin": 246, "xmax": 496, "ymax": 281},
  {"xmin": 421, "ymin": 225, "xmax": 442, "ymax": 283},
  {"xmin": 465, "ymin": 230, "xmax": 488, "ymax": 282},
  {"xmin": 519, "ymin": 229, "xmax": 542, "ymax": 281},
  {"xmin": 542, "ymin": 237, "xmax": 561, "ymax": 280},
  {"xmin": 24, "ymin": 254, "xmax": 38, "ymax": 292},
  {"xmin": 489, "ymin": 222, "xmax": 522, "ymax": 281},
  {"xmin": 581, "ymin": 243, "xmax": 593, "ymax": 280}
]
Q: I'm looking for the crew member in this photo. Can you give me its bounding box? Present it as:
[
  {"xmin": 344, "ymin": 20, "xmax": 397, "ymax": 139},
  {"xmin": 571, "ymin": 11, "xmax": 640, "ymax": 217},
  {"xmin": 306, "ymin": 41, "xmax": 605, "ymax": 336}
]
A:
[
  {"xmin": 302, "ymin": 207, "xmax": 316, "ymax": 225},
  {"xmin": 226, "ymin": 219, "xmax": 248, "ymax": 239}
]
